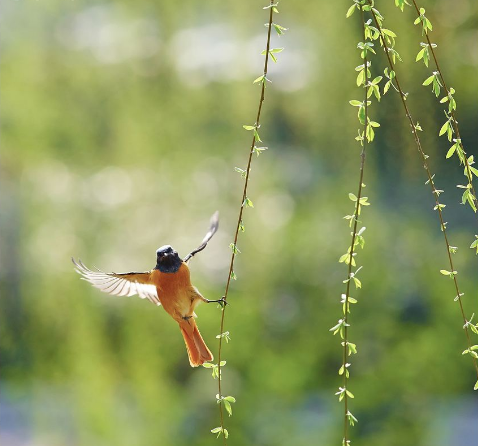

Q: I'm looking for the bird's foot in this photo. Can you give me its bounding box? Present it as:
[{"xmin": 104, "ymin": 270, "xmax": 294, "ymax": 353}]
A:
[{"xmin": 207, "ymin": 296, "xmax": 228, "ymax": 307}]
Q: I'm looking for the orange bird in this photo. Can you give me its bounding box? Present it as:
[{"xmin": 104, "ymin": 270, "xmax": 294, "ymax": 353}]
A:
[{"xmin": 72, "ymin": 212, "xmax": 224, "ymax": 367}]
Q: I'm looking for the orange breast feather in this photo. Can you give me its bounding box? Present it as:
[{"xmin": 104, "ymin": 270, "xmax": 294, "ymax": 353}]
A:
[{"xmin": 151, "ymin": 264, "xmax": 193, "ymax": 317}]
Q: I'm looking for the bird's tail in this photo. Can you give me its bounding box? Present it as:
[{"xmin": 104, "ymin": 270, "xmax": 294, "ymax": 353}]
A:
[{"xmin": 179, "ymin": 318, "xmax": 213, "ymax": 367}]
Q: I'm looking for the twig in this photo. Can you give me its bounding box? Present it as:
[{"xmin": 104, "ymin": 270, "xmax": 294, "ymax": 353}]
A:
[
  {"xmin": 410, "ymin": 0, "xmax": 478, "ymax": 211},
  {"xmin": 214, "ymin": 2, "xmax": 279, "ymax": 443},
  {"xmin": 368, "ymin": 2, "xmax": 478, "ymax": 380}
]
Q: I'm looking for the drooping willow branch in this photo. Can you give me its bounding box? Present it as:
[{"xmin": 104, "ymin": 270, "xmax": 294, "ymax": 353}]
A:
[
  {"xmin": 408, "ymin": 0, "xmax": 478, "ymax": 219},
  {"xmin": 341, "ymin": 8, "xmax": 368, "ymax": 444},
  {"xmin": 208, "ymin": 1, "xmax": 286, "ymax": 442},
  {"xmin": 366, "ymin": 1, "xmax": 478, "ymax": 385},
  {"xmin": 331, "ymin": 3, "xmax": 381, "ymax": 444}
]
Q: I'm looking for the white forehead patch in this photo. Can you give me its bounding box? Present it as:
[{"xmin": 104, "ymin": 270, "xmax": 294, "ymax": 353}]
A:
[{"xmin": 157, "ymin": 245, "xmax": 173, "ymax": 254}]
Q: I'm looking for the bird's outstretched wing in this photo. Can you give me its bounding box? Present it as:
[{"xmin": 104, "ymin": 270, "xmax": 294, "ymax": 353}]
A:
[
  {"xmin": 183, "ymin": 211, "xmax": 219, "ymax": 263},
  {"xmin": 72, "ymin": 258, "xmax": 160, "ymax": 306}
]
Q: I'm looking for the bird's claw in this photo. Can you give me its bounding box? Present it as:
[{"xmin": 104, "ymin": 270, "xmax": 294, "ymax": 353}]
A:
[{"xmin": 208, "ymin": 296, "xmax": 228, "ymax": 307}]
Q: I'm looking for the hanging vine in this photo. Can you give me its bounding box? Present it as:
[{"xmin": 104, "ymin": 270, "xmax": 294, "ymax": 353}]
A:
[{"xmin": 206, "ymin": 1, "xmax": 287, "ymax": 443}]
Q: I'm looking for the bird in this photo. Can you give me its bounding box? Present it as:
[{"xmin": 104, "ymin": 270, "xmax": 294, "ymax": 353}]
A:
[{"xmin": 72, "ymin": 212, "xmax": 225, "ymax": 367}]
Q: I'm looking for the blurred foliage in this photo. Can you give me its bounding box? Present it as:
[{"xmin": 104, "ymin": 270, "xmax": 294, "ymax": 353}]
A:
[{"xmin": 1, "ymin": 0, "xmax": 478, "ymax": 445}]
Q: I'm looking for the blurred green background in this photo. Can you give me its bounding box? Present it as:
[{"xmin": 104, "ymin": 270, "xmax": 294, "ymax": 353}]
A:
[{"xmin": 1, "ymin": 0, "xmax": 478, "ymax": 445}]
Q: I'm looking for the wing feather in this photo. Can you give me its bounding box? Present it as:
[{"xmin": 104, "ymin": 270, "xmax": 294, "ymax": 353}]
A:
[
  {"xmin": 183, "ymin": 211, "xmax": 219, "ymax": 262},
  {"xmin": 72, "ymin": 258, "xmax": 160, "ymax": 306}
]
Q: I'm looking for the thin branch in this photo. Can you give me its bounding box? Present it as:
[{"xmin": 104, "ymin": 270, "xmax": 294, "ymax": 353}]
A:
[
  {"xmin": 342, "ymin": 7, "xmax": 369, "ymax": 445},
  {"xmin": 368, "ymin": 4, "xmax": 478, "ymax": 379},
  {"xmin": 410, "ymin": 0, "xmax": 478, "ymax": 210},
  {"xmin": 215, "ymin": 2, "xmax": 276, "ymax": 444}
]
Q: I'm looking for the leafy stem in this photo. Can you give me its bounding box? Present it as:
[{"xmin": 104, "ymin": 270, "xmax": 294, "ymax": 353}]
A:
[
  {"xmin": 408, "ymin": 0, "xmax": 478, "ymax": 228},
  {"xmin": 211, "ymin": 2, "xmax": 284, "ymax": 443},
  {"xmin": 367, "ymin": 1, "xmax": 478, "ymax": 382},
  {"xmin": 333, "ymin": 3, "xmax": 377, "ymax": 444}
]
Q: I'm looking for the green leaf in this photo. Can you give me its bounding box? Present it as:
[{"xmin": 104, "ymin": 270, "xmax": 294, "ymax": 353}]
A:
[
  {"xmin": 425, "ymin": 17, "xmax": 433, "ymax": 31},
  {"xmin": 223, "ymin": 399, "xmax": 232, "ymax": 416},
  {"xmin": 440, "ymin": 269, "xmax": 457, "ymax": 278},
  {"xmin": 262, "ymin": 48, "xmax": 283, "ymax": 63},
  {"xmin": 416, "ymin": 47, "xmax": 425, "ymax": 62},
  {"xmin": 432, "ymin": 76, "xmax": 442, "ymax": 97},
  {"xmin": 211, "ymin": 427, "xmax": 222, "ymax": 434},
  {"xmin": 348, "ymin": 342, "xmax": 357, "ymax": 355},
  {"xmin": 253, "ymin": 74, "xmax": 265, "ymax": 84},
  {"xmin": 439, "ymin": 121, "xmax": 449, "ymax": 137},
  {"xmin": 384, "ymin": 80, "xmax": 391, "ymax": 94},
  {"xmin": 243, "ymin": 125, "xmax": 255, "ymax": 131},
  {"xmin": 347, "ymin": 410, "xmax": 359, "ymax": 426},
  {"xmin": 216, "ymin": 332, "xmax": 231, "ymax": 342},
  {"xmin": 422, "ymin": 75, "xmax": 434, "ymax": 86},
  {"xmin": 253, "ymin": 146, "xmax": 268, "ymax": 156},
  {"xmin": 253, "ymin": 128, "xmax": 262, "ymax": 142},
  {"xmin": 470, "ymin": 236, "xmax": 478, "ymax": 254},
  {"xmin": 381, "ymin": 28, "xmax": 397, "ymax": 37},
  {"xmin": 272, "ymin": 23, "xmax": 288, "ymax": 36},
  {"xmin": 359, "ymin": 197, "xmax": 370, "ymax": 206},
  {"xmin": 229, "ymin": 243, "xmax": 241, "ymax": 254},
  {"xmin": 234, "ymin": 167, "xmax": 247, "ymax": 178},
  {"xmin": 356, "ymin": 70, "xmax": 365, "ymax": 87},
  {"xmin": 358, "ymin": 105, "xmax": 366, "ymax": 124},
  {"xmin": 339, "ymin": 253, "xmax": 350, "ymax": 264},
  {"xmin": 446, "ymin": 143, "xmax": 458, "ymax": 159},
  {"xmin": 346, "ymin": 4, "xmax": 356, "ymax": 18},
  {"xmin": 353, "ymin": 277, "xmax": 362, "ymax": 289},
  {"xmin": 243, "ymin": 197, "xmax": 254, "ymax": 208},
  {"xmin": 462, "ymin": 348, "xmax": 478, "ymax": 358}
]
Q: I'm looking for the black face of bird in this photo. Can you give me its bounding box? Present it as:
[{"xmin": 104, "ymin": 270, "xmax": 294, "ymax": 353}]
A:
[{"xmin": 155, "ymin": 245, "xmax": 182, "ymax": 273}]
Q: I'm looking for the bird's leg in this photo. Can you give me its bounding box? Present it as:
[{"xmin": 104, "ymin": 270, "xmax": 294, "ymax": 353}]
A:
[
  {"xmin": 182, "ymin": 315, "xmax": 193, "ymax": 325},
  {"xmin": 206, "ymin": 296, "xmax": 228, "ymax": 307}
]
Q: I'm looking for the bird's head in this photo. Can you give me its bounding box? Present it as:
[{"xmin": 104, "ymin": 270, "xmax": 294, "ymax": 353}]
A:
[{"xmin": 155, "ymin": 245, "xmax": 182, "ymax": 273}]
